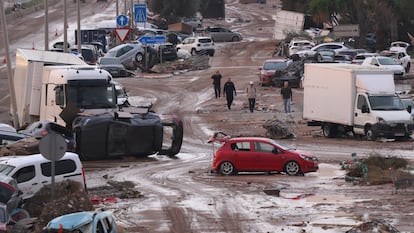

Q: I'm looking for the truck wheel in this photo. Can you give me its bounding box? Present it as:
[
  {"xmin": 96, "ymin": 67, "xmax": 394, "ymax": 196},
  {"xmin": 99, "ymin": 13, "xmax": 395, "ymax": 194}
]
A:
[
  {"xmin": 365, "ymin": 128, "xmax": 376, "ymax": 141},
  {"xmin": 322, "ymin": 124, "xmax": 337, "ymax": 138}
]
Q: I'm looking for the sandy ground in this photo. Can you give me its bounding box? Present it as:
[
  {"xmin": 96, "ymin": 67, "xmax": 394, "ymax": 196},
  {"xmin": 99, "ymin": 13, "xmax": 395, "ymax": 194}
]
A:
[{"xmin": 1, "ymin": 0, "xmax": 414, "ymax": 232}]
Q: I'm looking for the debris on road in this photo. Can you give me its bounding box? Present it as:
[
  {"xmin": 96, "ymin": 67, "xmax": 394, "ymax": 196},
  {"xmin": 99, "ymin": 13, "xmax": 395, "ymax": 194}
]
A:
[
  {"xmin": 345, "ymin": 218, "xmax": 400, "ymax": 233},
  {"xmin": 263, "ymin": 118, "xmax": 296, "ymax": 139}
]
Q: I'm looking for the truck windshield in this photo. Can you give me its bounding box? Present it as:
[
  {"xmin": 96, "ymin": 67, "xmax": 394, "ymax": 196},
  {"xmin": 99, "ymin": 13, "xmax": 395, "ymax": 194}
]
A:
[
  {"xmin": 368, "ymin": 95, "xmax": 405, "ymax": 110},
  {"xmin": 67, "ymin": 84, "xmax": 117, "ymax": 109}
]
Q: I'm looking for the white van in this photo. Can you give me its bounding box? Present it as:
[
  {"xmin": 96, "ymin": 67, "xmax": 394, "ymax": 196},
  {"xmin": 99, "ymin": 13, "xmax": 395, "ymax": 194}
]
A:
[{"xmin": 0, "ymin": 152, "xmax": 86, "ymax": 200}]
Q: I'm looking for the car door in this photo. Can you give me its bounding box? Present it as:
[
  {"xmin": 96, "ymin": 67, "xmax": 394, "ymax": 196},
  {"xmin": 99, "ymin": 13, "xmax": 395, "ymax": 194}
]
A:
[
  {"xmin": 12, "ymin": 165, "xmax": 37, "ymax": 200},
  {"xmin": 252, "ymin": 141, "xmax": 284, "ymax": 171},
  {"xmin": 231, "ymin": 141, "xmax": 253, "ymax": 170}
]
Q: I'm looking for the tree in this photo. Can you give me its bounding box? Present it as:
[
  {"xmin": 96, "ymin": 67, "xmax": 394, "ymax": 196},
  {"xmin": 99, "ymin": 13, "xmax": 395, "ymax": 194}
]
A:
[{"xmin": 148, "ymin": 0, "xmax": 200, "ymax": 25}]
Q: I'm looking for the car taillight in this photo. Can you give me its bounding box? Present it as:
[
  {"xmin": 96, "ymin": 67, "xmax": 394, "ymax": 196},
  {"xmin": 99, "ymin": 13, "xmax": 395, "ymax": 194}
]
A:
[{"xmin": 41, "ymin": 129, "xmax": 48, "ymax": 137}]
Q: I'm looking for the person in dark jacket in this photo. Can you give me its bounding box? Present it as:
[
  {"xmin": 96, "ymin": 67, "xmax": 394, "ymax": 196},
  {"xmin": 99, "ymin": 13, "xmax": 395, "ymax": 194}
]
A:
[
  {"xmin": 211, "ymin": 70, "xmax": 222, "ymax": 98},
  {"xmin": 280, "ymin": 81, "xmax": 292, "ymax": 113},
  {"xmin": 223, "ymin": 77, "xmax": 237, "ymax": 110}
]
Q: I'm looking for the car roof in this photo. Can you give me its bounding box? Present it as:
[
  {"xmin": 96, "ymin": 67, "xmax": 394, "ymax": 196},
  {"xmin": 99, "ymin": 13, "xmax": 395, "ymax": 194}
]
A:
[
  {"xmin": 46, "ymin": 210, "xmax": 113, "ymax": 230},
  {"xmin": 0, "ymin": 124, "xmax": 16, "ymax": 133},
  {"xmin": 0, "ymin": 152, "xmax": 80, "ymax": 166},
  {"xmin": 264, "ymin": 59, "xmax": 288, "ymax": 62}
]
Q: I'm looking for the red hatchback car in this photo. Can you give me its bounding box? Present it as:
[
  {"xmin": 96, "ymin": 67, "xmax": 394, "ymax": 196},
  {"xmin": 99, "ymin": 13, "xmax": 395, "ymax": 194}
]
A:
[{"xmin": 210, "ymin": 133, "xmax": 318, "ymax": 176}]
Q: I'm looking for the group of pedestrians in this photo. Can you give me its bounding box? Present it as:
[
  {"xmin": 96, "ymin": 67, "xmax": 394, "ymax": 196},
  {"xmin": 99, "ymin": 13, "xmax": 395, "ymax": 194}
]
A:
[{"xmin": 211, "ymin": 70, "xmax": 292, "ymax": 113}]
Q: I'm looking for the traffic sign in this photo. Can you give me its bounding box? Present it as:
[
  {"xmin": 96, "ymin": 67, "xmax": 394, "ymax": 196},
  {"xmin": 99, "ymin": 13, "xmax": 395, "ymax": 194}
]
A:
[
  {"xmin": 115, "ymin": 28, "xmax": 130, "ymax": 42},
  {"xmin": 134, "ymin": 4, "xmax": 147, "ymax": 23},
  {"xmin": 116, "ymin": 14, "xmax": 128, "ymax": 27},
  {"xmin": 333, "ymin": 24, "xmax": 360, "ymax": 37},
  {"xmin": 138, "ymin": 35, "xmax": 166, "ymax": 44},
  {"xmin": 39, "ymin": 131, "xmax": 67, "ymax": 161}
]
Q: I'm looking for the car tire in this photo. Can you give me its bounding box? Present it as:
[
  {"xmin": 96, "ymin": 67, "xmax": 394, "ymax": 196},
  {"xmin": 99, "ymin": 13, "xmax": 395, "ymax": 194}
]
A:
[
  {"xmin": 219, "ymin": 161, "xmax": 236, "ymax": 175},
  {"xmin": 135, "ymin": 52, "xmax": 144, "ymax": 63},
  {"xmin": 284, "ymin": 161, "xmax": 301, "ymax": 176},
  {"xmin": 406, "ymin": 63, "xmax": 410, "ymax": 73},
  {"xmin": 191, "ymin": 49, "xmax": 197, "ymax": 56},
  {"xmin": 365, "ymin": 127, "xmax": 376, "ymax": 141},
  {"xmin": 231, "ymin": 36, "xmax": 240, "ymax": 42}
]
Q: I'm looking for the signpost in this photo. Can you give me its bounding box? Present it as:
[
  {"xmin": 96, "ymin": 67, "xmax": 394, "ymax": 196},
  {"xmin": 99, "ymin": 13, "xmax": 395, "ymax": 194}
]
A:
[
  {"xmin": 116, "ymin": 14, "xmax": 129, "ymax": 27},
  {"xmin": 138, "ymin": 35, "xmax": 166, "ymax": 44},
  {"xmin": 39, "ymin": 131, "xmax": 67, "ymax": 200},
  {"xmin": 115, "ymin": 28, "xmax": 130, "ymax": 43},
  {"xmin": 134, "ymin": 4, "xmax": 147, "ymax": 23},
  {"xmin": 333, "ymin": 24, "xmax": 360, "ymax": 37}
]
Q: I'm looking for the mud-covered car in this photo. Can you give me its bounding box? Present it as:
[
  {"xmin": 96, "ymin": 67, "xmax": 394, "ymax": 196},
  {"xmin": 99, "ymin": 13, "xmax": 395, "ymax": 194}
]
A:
[
  {"xmin": 209, "ymin": 132, "xmax": 319, "ymax": 176},
  {"xmin": 43, "ymin": 209, "xmax": 117, "ymax": 233}
]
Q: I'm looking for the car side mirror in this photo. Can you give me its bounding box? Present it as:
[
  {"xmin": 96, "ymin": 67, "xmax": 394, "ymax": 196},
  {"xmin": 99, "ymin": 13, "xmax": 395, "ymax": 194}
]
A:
[{"xmin": 272, "ymin": 148, "xmax": 279, "ymax": 154}]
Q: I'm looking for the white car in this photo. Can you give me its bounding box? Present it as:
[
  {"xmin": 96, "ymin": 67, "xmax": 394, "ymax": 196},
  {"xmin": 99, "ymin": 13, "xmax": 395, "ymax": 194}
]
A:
[
  {"xmin": 295, "ymin": 42, "xmax": 352, "ymax": 57},
  {"xmin": 389, "ymin": 41, "xmax": 410, "ymax": 52},
  {"xmin": 176, "ymin": 36, "xmax": 215, "ymax": 56},
  {"xmin": 380, "ymin": 50, "xmax": 411, "ymax": 73},
  {"xmin": 361, "ymin": 56, "xmax": 405, "ymax": 78},
  {"xmin": 288, "ymin": 39, "xmax": 315, "ymax": 57}
]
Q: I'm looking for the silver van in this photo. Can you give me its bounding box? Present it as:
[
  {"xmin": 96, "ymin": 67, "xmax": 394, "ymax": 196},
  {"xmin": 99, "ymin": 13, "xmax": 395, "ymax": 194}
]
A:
[{"xmin": 0, "ymin": 152, "xmax": 86, "ymax": 200}]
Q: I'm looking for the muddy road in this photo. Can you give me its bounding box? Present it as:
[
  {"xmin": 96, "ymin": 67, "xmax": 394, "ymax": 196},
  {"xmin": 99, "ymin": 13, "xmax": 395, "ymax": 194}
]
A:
[{"xmin": 1, "ymin": 0, "xmax": 414, "ymax": 232}]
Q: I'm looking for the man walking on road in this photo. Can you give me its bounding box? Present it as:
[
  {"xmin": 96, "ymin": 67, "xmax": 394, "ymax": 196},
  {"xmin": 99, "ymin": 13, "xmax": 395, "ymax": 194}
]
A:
[
  {"xmin": 281, "ymin": 81, "xmax": 292, "ymax": 113},
  {"xmin": 246, "ymin": 81, "xmax": 257, "ymax": 113},
  {"xmin": 211, "ymin": 70, "xmax": 222, "ymax": 98},
  {"xmin": 223, "ymin": 77, "xmax": 237, "ymax": 110}
]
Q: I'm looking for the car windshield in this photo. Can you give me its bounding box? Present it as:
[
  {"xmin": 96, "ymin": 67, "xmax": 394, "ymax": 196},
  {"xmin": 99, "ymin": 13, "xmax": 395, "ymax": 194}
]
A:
[
  {"xmin": 368, "ymin": 95, "xmax": 405, "ymax": 110},
  {"xmin": 263, "ymin": 61, "xmax": 288, "ymax": 70},
  {"xmin": 378, "ymin": 57, "xmax": 398, "ymax": 65},
  {"xmin": 67, "ymin": 84, "xmax": 117, "ymax": 109},
  {"xmin": 0, "ymin": 164, "xmax": 15, "ymax": 176}
]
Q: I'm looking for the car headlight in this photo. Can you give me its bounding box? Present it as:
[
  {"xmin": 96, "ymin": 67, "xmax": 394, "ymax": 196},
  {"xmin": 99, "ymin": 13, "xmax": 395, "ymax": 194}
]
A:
[
  {"xmin": 299, "ymin": 154, "xmax": 316, "ymax": 161},
  {"xmin": 377, "ymin": 117, "xmax": 387, "ymax": 124}
]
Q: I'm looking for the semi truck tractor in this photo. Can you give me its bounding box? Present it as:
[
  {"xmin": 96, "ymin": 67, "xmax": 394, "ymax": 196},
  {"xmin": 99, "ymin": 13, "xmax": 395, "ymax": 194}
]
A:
[
  {"xmin": 11, "ymin": 48, "xmax": 183, "ymax": 159},
  {"xmin": 303, "ymin": 63, "xmax": 413, "ymax": 140}
]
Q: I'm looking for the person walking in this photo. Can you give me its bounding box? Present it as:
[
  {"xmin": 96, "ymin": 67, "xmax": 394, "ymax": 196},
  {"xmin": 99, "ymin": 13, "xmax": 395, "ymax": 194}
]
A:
[
  {"xmin": 223, "ymin": 77, "xmax": 236, "ymax": 110},
  {"xmin": 211, "ymin": 70, "xmax": 222, "ymax": 98},
  {"xmin": 246, "ymin": 81, "xmax": 257, "ymax": 113},
  {"xmin": 281, "ymin": 81, "xmax": 292, "ymax": 113}
]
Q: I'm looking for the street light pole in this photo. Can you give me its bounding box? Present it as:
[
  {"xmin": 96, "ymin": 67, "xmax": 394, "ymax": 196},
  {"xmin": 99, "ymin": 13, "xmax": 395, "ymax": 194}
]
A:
[
  {"xmin": 77, "ymin": 0, "xmax": 81, "ymax": 53},
  {"xmin": 64, "ymin": 0, "xmax": 68, "ymax": 53},
  {"xmin": 44, "ymin": 0, "xmax": 49, "ymax": 50},
  {"xmin": 0, "ymin": 2, "xmax": 19, "ymax": 128}
]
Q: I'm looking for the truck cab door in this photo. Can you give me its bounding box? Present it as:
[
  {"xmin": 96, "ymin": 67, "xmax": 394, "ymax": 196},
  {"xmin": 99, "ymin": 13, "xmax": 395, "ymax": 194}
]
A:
[
  {"xmin": 353, "ymin": 94, "xmax": 371, "ymax": 135},
  {"xmin": 42, "ymin": 84, "xmax": 64, "ymax": 124}
]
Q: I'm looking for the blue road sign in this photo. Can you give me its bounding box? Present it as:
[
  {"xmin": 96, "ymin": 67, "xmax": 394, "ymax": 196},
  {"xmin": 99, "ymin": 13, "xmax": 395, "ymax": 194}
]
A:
[
  {"xmin": 134, "ymin": 4, "xmax": 147, "ymax": 23},
  {"xmin": 116, "ymin": 15, "xmax": 128, "ymax": 27},
  {"xmin": 138, "ymin": 35, "xmax": 166, "ymax": 44}
]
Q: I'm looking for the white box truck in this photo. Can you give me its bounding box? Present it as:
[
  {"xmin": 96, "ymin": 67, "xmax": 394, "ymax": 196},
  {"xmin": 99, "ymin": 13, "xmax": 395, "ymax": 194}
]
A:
[{"xmin": 303, "ymin": 63, "xmax": 414, "ymax": 140}]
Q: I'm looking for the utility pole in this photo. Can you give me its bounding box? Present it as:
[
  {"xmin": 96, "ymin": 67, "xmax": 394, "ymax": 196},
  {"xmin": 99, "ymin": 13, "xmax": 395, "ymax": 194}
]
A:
[
  {"xmin": 77, "ymin": 0, "xmax": 81, "ymax": 53},
  {"xmin": 0, "ymin": 2, "xmax": 19, "ymax": 128},
  {"xmin": 44, "ymin": 0, "xmax": 49, "ymax": 50},
  {"xmin": 64, "ymin": 0, "xmax": 68, "ymax": 53}
]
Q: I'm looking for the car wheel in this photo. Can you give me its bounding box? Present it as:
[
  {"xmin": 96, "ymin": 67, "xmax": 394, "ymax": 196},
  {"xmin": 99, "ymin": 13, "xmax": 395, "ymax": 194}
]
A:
[
  {"xmin": 231, "ymin": 36, "xmax": 240, "ymax": 42},
  {"xmin": 365, "ymin": 127, "xmax": 376, "ymax": 141},
  {"xmin": 219, "ymin": 161, "xmax": 236, "ymax": 175},
  {"xmin": 284, "ymin": 161, "xmax": 301, "ymax": 176},
  {"xmin": 406, "ymin": 63, "xmax": 411, "ymax": 73},
  {"xmin": 191, "ymin": 49, "xmax": 197, "ymax": 56},
  {"xmin": 135, "ymin": 52, "xmax": 144, "ymax": 63}
]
